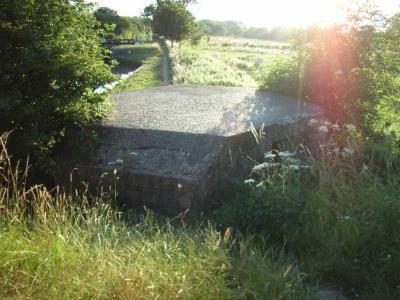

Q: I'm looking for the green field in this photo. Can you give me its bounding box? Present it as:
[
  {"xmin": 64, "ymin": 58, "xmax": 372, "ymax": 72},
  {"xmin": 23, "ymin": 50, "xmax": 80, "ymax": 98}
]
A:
[
  {"xmin": 109, "ymin": 37, "xmax": 293, "ymax": 92},
  {"xmin": 170, "ymin": 36, "xmax": 292, "ymax": 87}
]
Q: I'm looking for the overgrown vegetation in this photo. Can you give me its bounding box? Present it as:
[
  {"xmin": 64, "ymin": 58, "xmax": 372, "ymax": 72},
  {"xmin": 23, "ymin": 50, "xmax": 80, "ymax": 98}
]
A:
[
  {"xmin": 170, "ymin": 37, "xmax": 290, "ymax": 87},
  {"xmin": 2, "ymin": 0, "xmax": 400, "ymax": 298},
  {"xmin": 94, "ymin": 7, "xmax": 152, "ymax": 41},
  {"xmin": 261, "ymin": 8, "xmax": 400, "ymax": 128},
  {"xmin": 215, "ymin": 120, "xmax": 400, "ymax": 298},
  {"xmin": 0, "ymin": 0, "xmax": 115, "ymax": 171},
  {"xmin": 0, "ymin": 135, "xmax": 317, "ymax": 299}
]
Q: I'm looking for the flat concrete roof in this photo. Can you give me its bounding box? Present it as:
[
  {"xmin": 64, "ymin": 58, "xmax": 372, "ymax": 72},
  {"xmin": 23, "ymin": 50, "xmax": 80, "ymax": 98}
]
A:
[{"xmin": 105, "ymin": 85, "xmax": 321, "ymax": 137}]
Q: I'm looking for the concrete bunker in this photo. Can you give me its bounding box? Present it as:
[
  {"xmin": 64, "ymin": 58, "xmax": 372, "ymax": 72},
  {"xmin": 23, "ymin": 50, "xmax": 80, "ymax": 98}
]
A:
[{"xmin": 57, "ymin": 85, "xmax": 322, "ymax": 211}]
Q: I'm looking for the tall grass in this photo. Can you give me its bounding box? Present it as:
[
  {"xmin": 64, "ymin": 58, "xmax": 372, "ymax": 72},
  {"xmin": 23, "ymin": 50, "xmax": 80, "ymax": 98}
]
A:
[
  {"xmin": 0, "ymin": 133, "xmax": 316, "ymax": 299},
  {"xmin": 215, "ymin": 122, "xmax": 400, "ymax": 299},
  {"xmin": 169, "ymin": 37, "xmax": 290, "ymax": 88}
]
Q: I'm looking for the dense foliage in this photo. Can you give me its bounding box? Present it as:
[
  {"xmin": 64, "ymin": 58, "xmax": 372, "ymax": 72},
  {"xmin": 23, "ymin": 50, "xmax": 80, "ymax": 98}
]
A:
[
  {"xmin": 145, "ymin": 0, "xmax": 201, "ymax": 47},
  {"xmin": 263, "ymin": 6, "xmax": 400, "ymax": 131},
  {"xmin": 366, "ymin": 13, "xmax": 400, "ymax": 140},
  {"xmin": 94, "ymin": 7, "xmax": 152, "ymax": 40},
  {"xmin": 215, "ymin": 120, "xmax": 400, "ymax": 298},
  {"xmin": 0, "ymin": 0, "xmax": 115, "ymax": 170}
]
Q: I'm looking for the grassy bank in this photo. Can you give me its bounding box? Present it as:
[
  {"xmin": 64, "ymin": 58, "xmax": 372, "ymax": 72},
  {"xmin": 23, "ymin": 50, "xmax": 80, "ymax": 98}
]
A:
[
  {"xmin": 169, "ymin": 37, "xmax": 292, "ymax": 87},
  {"xmin": 2, "ymin": 124, "xmax": 400, "ymax": 299},
  {"xmin": 0, "ymin": 136, "xmax": 316, "ymax": 299},
  {"xmin": 111, "ymin": 42, "xmax": 164, "ymax": 92}
]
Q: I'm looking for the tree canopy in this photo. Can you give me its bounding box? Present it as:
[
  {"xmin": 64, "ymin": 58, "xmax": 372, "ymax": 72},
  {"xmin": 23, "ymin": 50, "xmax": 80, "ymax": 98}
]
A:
[
  {"xmin": 94, "ymin": 7, "xmax": 152, "ymax": 40},
  {"xmin": 145, "ymin": 0, "xmax": 200, "ymax": 46},
  {"xmin": 0, "ymin": 0, "xmax": 115, "ymax": 170}
]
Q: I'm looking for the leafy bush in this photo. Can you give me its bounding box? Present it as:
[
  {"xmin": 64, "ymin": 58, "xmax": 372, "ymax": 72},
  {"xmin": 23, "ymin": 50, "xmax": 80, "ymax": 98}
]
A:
[
  {"xmin": 0, "ymin": 0, "xmax": 116, "ymax": 171},
  {"xmin": 215, "ymin": 121, "xmax": 400, "ymax": 298},
  {"xmin": 364, "ymin": 14, "xmax": 400, "ymax": 144},
  {"xmin": 261, "ymin": 54, "xmax": 304, "ymax": 98}
]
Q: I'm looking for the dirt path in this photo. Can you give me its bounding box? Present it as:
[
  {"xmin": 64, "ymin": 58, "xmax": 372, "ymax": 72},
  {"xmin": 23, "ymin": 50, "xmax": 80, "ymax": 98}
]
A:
[{"xmin": 158, "ymin": 40, "xmax": 171, "ymax": 85}]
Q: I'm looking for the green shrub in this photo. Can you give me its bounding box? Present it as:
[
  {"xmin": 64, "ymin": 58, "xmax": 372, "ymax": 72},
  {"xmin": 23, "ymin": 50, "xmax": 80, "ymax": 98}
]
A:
[
  {"xmin": 0, "ymin": 0, "xmax": 116, "ymax": 171},
  {"xmin": 215, "ymin": 122, "xmax": 400, "ymax": 298},
  {"xmin": 261, "ymin": 54, "xmax": 304, "ymax": 98}
]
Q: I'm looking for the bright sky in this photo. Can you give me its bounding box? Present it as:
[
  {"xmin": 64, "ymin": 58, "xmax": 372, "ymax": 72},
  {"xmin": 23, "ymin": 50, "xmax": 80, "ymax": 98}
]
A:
[{"xmin": 89, "ymin": 0, "xmax": 400, "ymax": 28}]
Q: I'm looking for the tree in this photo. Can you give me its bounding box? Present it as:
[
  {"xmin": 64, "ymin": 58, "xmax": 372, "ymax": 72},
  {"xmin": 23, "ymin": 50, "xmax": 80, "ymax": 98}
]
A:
[
  {"xmin": 94, "ymin": 6, "xmax": 120, "ymax": 26},
  {"xmin": 94, "ymin": 7, "xmax": 129, "ymax": 37},
  {"xmin": 0, "ymin": 0, "xmax": 115, "ymax": 170},
  {"xmin": 145, "ymin": 0, "xmax": 200, "ymax": 47}
]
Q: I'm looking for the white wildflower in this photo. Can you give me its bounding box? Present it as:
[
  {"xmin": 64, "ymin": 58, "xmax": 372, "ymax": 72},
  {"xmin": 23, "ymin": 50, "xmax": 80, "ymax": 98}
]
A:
[
  {"xmin": 253, "ymin": 162, "xmax": 269, "ymax": 171},
  {"xmin": 244, "ymin": 179, "xmax": 255, "ymax": 185},
  {"xmin": 278, "ymin": 151, "xmax": 294, "ymax": 157},
  {"xmin": 115, "ymin": 159, "xmax": 124, "ymax": 164},
  {"xmin": 346, "ymin": 124, "xmax": 356, "ymax": 131},
  {"xmin": 264, "ymin": 152, "xmax": 275, "ymax": 159},
  {"xmin": 287, "ymin": 165, "xmax": 300, "ymax": 171},
  {"xmin": 318, "ymin": 126, "xmax": 329, "ymax": 134},
  {"xmin": 52, "ymin": 85, "xmax": 60, "ymax": 90}
]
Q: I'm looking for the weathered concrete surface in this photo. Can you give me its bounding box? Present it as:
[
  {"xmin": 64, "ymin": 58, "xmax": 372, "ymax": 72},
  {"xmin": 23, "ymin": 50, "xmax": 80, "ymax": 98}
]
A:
[{"xmin": 60, "ymin": 85, "xmax": 321, "ymax": 211}]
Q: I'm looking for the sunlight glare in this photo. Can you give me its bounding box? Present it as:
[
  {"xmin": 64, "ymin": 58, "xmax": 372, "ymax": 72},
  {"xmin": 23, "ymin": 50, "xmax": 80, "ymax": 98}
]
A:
[{"xmin": 191, "ymin": 0, "xmax": 347, "ymax": 28}]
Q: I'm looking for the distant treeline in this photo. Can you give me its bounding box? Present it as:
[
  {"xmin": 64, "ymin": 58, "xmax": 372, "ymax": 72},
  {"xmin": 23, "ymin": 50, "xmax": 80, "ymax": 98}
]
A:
[
  {"xmin": 94, "ymin": 7, "xmax": 152, "ymax": 41},
  {"xmin": 199, "ymin": 20, "xmax": 296, "ymax": 42}
]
